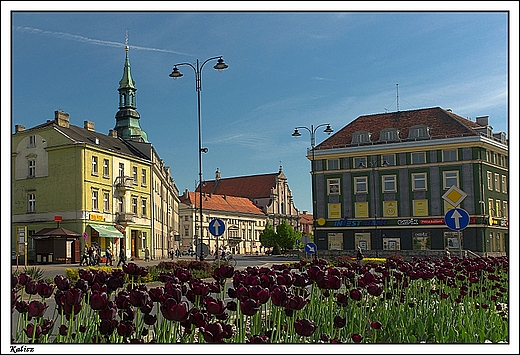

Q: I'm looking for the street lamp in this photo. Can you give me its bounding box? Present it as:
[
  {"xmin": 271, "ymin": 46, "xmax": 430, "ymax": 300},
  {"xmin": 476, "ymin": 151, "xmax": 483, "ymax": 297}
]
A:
[
  {"xmin": 169, "ymin": 56, "xmax": 228, "ymax": 261},
  {"xmin": 292, "ymin": 124, "xmax": 333, "ymax": 247}
]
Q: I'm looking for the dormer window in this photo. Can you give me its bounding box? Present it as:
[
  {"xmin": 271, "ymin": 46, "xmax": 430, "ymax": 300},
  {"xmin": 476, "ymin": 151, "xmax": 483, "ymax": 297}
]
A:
[
  {"xmin": 379, "ymin": 128, "xmax": 399, "ymax": 142},
  {"xmin": 351, "ymin": 130, "xmax": 371, "ymax": 144},
  {"xmin": 408, "ymin": 125, "xmax": 430, "ymax": 139}
]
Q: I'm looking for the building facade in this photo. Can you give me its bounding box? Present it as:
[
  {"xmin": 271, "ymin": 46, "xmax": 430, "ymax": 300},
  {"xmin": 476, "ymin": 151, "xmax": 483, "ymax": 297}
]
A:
[
  {"xmin": 309, "ymin": 107, "xmax": 508, "ymax": 255},
  {"xmin": 179, "ymin": 190, "xmax": 268, "ymax": 255},
  {"xmin": 198, "ymin": 166, "xmax": 301, "ymax": 230}
]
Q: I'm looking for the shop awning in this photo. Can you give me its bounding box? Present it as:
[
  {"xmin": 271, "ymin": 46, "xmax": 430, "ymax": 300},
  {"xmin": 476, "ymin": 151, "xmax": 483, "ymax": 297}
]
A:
[{"xmin": 89, "ymin": 224, "xmax": 124, "ymax": 238}]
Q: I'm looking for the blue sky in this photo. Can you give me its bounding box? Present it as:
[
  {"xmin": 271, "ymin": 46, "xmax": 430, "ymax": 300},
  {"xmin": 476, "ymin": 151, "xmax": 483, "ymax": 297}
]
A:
[{"xmin": 4, "ymin": 3, "xmax": 517, "ymax": 215}]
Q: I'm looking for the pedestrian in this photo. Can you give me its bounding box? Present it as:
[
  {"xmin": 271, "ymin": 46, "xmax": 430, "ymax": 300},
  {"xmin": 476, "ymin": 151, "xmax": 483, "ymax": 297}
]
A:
[
  {"xmin": 356, "ymin": 246, "xmax": 364, "ymax": 265},
  {"xmin": 80, "ymin": 246, "xmax": 89, "ymax": 266},
  {"xmin": 117, "ymin": 247, "xmax": 127, "ymax": 267},
  {"xmin": 144, "ymin": 246, "xmax": 150, "ymax": 262},
  {"xmin": 445, "ymin": 247, "xmax": 451, "ymax": 258},
  {"xmin": 88, "ymin": 245, "xmax": 95, "ymax": 266},
  {"xmin": 106, "ymin": 246, "xmax": 113, "ymax": 266}
]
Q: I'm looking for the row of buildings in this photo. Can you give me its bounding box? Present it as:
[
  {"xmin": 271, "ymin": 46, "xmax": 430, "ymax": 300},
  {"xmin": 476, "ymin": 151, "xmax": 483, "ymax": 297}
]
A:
[
  {"xmin": 11, "ymin": 47, "xmax": 509, "ymax": 264},
  {"xmin": 11, "ymin": 46, "xmax": 306, "ymax": 264}
]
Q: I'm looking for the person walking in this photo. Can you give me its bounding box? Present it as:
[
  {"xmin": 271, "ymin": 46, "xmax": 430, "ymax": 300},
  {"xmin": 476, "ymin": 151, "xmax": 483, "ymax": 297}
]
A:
[
  {"xmin": 88, "ymin": 245, "xmax": 95, "ymax": 266},
  {"xmin": 105, "ymin": 246, "xmax": 113, "ymax": 266},
  {"xmin": 117, "ymin": 247, "xmax": 127, "ymax": 267},
  {"xmin": 144, "ymin": 246, "xmax": 150, "ymax": 262},
  {"xmin": 356, "ymin": 246, "xmax": 364, "ymax": 265},
  {"xmin": 80, "ymin": 246, "xmax": 89, "ymax": 266}
]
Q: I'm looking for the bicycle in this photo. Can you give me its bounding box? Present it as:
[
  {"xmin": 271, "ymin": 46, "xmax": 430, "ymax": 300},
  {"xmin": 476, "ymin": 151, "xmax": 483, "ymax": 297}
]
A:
[{"xmin": 213, "ymin": 253, "xmax": 237, "ymax": 268}]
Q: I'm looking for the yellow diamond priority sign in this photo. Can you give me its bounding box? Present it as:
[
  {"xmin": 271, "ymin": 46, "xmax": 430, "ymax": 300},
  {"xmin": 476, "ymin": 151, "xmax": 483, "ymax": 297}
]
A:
[{"xmin": 442, "ymin": 185, "xmax": 467, "ymax": 207}]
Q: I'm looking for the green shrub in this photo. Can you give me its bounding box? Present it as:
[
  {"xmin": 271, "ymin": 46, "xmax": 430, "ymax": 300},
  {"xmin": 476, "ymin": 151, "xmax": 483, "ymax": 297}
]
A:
[
  {"xmin": 65, "ymin": 268, "xmax": 79, "ymax": 282},
  {"xmin": 13, "ymin": 266, "xmax": 46, "ymax": 282}
]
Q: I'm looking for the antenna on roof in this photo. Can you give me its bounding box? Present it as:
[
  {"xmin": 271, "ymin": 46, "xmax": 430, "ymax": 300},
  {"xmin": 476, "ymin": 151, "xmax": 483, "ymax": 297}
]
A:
[
  {"xmin": 396, "ymin": 83, "xmax": 399, "ymax": 112},
  {"xmin": 125, "ymin": 30, "xmax": 129, "ymax": 51}
]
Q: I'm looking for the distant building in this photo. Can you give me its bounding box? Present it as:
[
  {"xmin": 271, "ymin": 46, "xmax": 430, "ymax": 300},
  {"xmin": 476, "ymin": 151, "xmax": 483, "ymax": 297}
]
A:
[
  {"xmin": 310, "ymin": 107, "xmax": 508, "ymax": 255},
  {"xmin": 197, "ymin": 166, "xmax": 301, "ymax": 230},
  {"xmin": 179, "ymin": 190, "xmax": 268, "ymax": 255}
]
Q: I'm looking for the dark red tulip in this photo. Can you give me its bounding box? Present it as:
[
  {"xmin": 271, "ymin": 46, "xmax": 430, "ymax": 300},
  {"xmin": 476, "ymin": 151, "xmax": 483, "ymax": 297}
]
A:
[
  {"xmin": 351, "ymin": 333, "xmax": 363, "ymax": 343},
  {"xmin": 249, "ymin": 285, "xmax": 270, "ymax": 304},
  {"xmin": 65, "ymin": 288, "xmax": 83, "ymax": 306},
  {"xmin": 28, "ymin": 300, "xmax": 48, "ymax": 318},
  {"xmin": 294, "ymin": 318, "xmax": 317, "ymax": 337},
  {"xmin": 226, "ymin": 301, "xmax": 237, "ymax": 311},
  {"xmin": 247, "ymin": 335, "xmax": 270, "ymax": 343},
  {"xmin": 90, "ymin": 292, "xmax": 109, "ymax": 310},
  {"xmin": 349, "ymin": 288, "xmax": 362, "ymax": 301},
  {"xmin": 25, "ymin": 281, "xmax": 38, "ymax": 295},
  {"xmin": 307, "ymin": 265, "xmax": 325, "ymax": 282},
  {"xmin": 271, "ymin": 285, "xmax": 289, "ymax": 307},
  {"xmin": 144, "ymin": 313, "xmax": 157, "ymax": 326},
  {"xmin": 333, "ymin": 315, "xmax": 346, "ymax": 328},
  {"xmin": 240, "ymin": 298, "xmax": 260, "ymax": 316},
  {"xmin": 12, "ymin": 275, "xmax": 19, "ymax": 289},
  {"xmin": 59, "ymin": 324, "xmax": 68, "ymax": 336},
  {"xmin": 148, "ymin": 287, "xmax": 165, "ymax": 302},
  {"xmin": 115, "ymin": 291, "xmax": 130, "ymax": 309},
  {"xmin": 75, "ymin": 279, "xmax": 89, "ymax": 293},
  {"xmin": 200, "ymin": 322, "xmax": 225, "ymax": 343},
  {"xmin": 160, "ymin": 298, "xmax": 189, "ymax": 322},
  {"xmin": 54, "ymin": 275, "xmax": 71, "ymax": 291},
  {"xmin": 174, "ymin": 268, "xmax": 192, "ymax": 283},
  {"xmin": 293, "ymin": 273, "xmax": 311, "ymax": 287},
  {"xmin": 367, "ymin": 283, "xmax": 383, "ymax": 297},
  {"xmin": 129, "ymin": 289, "xmax": 149, "ymax": 307},
  {"xmin": 336, "ymin": 293, "xmax": 349, "ymax": 307},
  {"xmin": 204, "ymin": 296, "xmax": 226, "ymax": 315},
  {"xmin": 119, "ymin": 307, "xmax": 136, "ymax": 321},
  {"xmin": 12, "ymin": 291, "xmax": 20, "ymax": 313},
  {"xmin": 117, "ymin": 320, "xmax": 135, "ymax": 338},
  {"xmin": 371, "ymin": 321, "xmax": 382, "ymax": 329},
  {"xmin": 320, "ymin": 333, "xmax": 330, "ymax": 342},
  {"xmin": 18, "ymin": 273, "xmax": 31, "ymax": 286},
  {"xmin": 24, "ymin": 323, "xmax": 42, "ymax": 339},
  {"xmin": 98, "ymin": 302, "xmax": 117, "ymax": 320},
  {"xmin": 286, "ymin": 295, "xmax": 309, "ymax": 311},
  {"xmin": 15, "ymin": 300, "xmax": 29, "ymax": 314}
]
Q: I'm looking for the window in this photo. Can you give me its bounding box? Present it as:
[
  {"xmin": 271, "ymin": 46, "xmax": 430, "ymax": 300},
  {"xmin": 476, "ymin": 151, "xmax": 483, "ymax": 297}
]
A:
[
  {"xmin": 408, "ymin": 125, "xmax": 429, "ymax": 139},
  {"xmin": 382, "ymin": 175, "xmax": 397, "ymax": 192},
  {"xmin": 103, "ymin": 192, "xmax": 110, "ymax": 212},
  {"xmin": 494, "ymin": 173, "xmax": 500, "ymax": 192},
  {"xmin": 118, "ymin": 197, "xmax": 123, "ymax": 213},
  {"xmin": 103, "ymin": 159, "xmax": 109, "ymax": 177},
  {"xmin": 28, "ymin": 193, "xmax": 35, "ymax": 213},
  {"xmin": 501, "ymin": 175, "xmax": 507, "ymax": 193},
  {"xmin": 503, "ymin": 201, "xmax": 508, "ymax": 218},
  {"xmin": 488, "ymin": 199, "xmax": 494, "ymax": 217},
  {"xmin": 354, "ymin": 157, "xmax": 367, "ymax": 168},
  {"xmin": 327, "ymin": 178, "xmax": 341, "ymax": 195},
  {"xmin": 382, "ymin": 154, "xmax": 395, "ymax": 166},
  {"xmin": 141, "ymin": 199, "xmax": 147, "ymax": 217},
  {"xmin": 354, "ymin": 177, "xmax": 367, "ymax": 194},
  {"xmin": 28, "ymin": 159, "xmax": 36, "ymax": 178},
  {"xmin": 133, "ymin": 167, "xmax": 138, "ymax": 185},
  {"xmin": 443, "ymin": 149, "xmax": 457, "ymax": 162},
  {"xmin": 495, "ymin": 200, "xmax": 502, "ymax": 217},
  {"xmin": 380, "ymin": 128, "xmax": 399, "ymax": 141},
  {"xmin": 443, "ymin": 171, "xmax": 459, "ymax": 189},
  {"xmin": 132, "ymin": 197, "xmax": 138, "ymax": 214},
  {"xmin": 28, "ymin": 135, "xmax": 36, "ymax": 147},
  {"xmin": 487, "ymin": 172, "xmax": 493, "ymax": 190},
  {"xmin": 412, "ymin": 173, "xmax": 427, "ymax": 191},
  {"xmin": 92, "ymin": 190, "xmax": 99, "ymax": 210},
  {"xmin": 92, "ymin": 156, "xmax": 98, "ymax": 175},
  {"xmin": 184, "ymin": 215, "xmax": 189, "ymax": 221},
  {"xmin": 352, "ymin": 131, "xmax": 371, "ymax": 144},
  {"xmin": 327, "ymin": 159, "xmax": 339, "ymax": 170},
  {"xmin": 142, "ymin": 169, "xmax": 147, "ymax": 186},
  {"xmin": 411, "ymin": 152, "xmax": 426, "ymax": 164},
  {"xmin": 119, "ymin": 163, "xmax": 124, "ymax": 177}
]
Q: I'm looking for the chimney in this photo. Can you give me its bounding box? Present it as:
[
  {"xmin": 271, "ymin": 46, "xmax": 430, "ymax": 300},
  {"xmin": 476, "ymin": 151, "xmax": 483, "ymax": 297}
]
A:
[
  {"xmin": 84, "ymin": 120, "xmax": 95, "ymax": 131},
  {"xmin": 476, "ymin": 116, "xmax": 489, "ymax": 126},
  {"xmin": 54, "ymin": 110, "xmax": 70, "ymax": 128},
  {"xmin": 215, "ymin": 168, "xmax": 221, "ymax": 180},
  {"xmin": 15, "ymin": 125, "xmax": 26, "ymax": 133},
  {"xmin": 109, "ymin": 129, "xmax": 118, "ymax": 138}
]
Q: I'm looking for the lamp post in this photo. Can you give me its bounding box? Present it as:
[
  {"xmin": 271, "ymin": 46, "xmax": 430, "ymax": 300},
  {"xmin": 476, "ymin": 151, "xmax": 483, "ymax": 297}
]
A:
[
  {"xmin": 169, "ymin": 56, "xmax": 228, "ymax": 261},
  {"xmin": 292, "ymin": 124, "xmax": 333, "ymax": 247}
]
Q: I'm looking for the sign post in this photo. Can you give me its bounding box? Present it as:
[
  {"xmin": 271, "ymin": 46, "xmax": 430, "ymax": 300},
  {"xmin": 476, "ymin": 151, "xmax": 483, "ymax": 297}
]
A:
[
  {"xmin": 209, "ymin": 218, "xmax": 226, "ymax": 267},
  {"xmin": 304, "ymin": 242, "xmax": 317, "ymax": 259},
  {"xmin": 442, "ymin": 186, "xmax": 469, "ymax": 258}
]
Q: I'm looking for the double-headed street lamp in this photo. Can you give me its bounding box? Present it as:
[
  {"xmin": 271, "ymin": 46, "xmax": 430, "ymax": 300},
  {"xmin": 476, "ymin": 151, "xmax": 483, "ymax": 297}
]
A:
[
  {"xmin": 292, "ymin": 124, "xmax": 333, "ymax": 245},
  {"xmin": 169, "ymin": 56, "xmax": 228, "ymax": 261}
]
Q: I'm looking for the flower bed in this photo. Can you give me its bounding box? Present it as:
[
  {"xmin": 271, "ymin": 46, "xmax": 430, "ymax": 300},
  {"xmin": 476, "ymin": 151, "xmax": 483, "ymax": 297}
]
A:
[{"xmin": 11, "ymin": 255, "xmax": 508, "ymax": 343}]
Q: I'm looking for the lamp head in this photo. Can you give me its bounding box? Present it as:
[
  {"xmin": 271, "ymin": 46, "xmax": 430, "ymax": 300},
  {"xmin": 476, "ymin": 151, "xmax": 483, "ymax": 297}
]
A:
[
  {"xmin": 292, "ymin": 128, "xmax": 301, "ymax": 137},
  {"xmin": 323, "ymin": 124, "xmax": 333, "ymax": 135},
  {"xmin": 214, "ymin": 58, "xmax": 228, "ymax": 71},
  {"xmin": 169, "ymin": 66, "xmax": 183, "ymax": 78}
]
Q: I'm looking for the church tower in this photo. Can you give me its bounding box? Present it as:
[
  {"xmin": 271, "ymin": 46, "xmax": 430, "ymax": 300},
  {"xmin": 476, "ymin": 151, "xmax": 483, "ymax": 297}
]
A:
[{"xmin": 113, "ymin": 40, "xmax": 148, "ymax": 142}]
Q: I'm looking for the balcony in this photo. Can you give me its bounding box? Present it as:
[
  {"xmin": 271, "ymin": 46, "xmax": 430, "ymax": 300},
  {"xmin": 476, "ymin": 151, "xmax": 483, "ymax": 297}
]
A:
[
  {"xmin": 115, "ymin": 176, "xmax": 134, "ymax": 195},
  {"xmin": 116, "ymin": 212, "xmax": 136, "ymax": 224}
]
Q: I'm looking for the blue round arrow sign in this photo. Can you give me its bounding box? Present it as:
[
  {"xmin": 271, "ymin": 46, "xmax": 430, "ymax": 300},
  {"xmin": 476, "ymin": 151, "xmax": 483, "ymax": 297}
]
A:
[
  {"xmin": 304, "ymin": 242, "xmax": 317, "ymax": 254},
  {"xmin": 444, "ymin": 208, "xmax": 470, "ymax": 231},
  {"xmin": 208, "ymin": 218, "xmax": 225, "ymax": 236}
]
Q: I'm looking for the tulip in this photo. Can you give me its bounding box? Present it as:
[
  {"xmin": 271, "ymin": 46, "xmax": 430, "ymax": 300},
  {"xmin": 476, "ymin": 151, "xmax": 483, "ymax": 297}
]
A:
[
  {"xmin": 54, "ymin": 275, "xmax": 71, "ymax": 291},
  {"xmin": 129, "ymin": 289, "xmax": 149, "ymax": 308},
  {"xmin": 25, "ymin": 281, "xmax": 38, "ymax": 295},
  {"xmin": 18, "ymin": 273, "xmax": 32, "ymax": 286},
  {"xmin": 90, "ymin": 292, "xmax": 109, "ymax": 310},
  {"xmin": 200, "ymin": 322, "xmax": 225, "ymax": 343},
  {"xmin": 15, "ymin": 300, "xmax": 29, "ymax": 314},
  {"xmin": 349, "ymin": 288, "xmax": 362, "ymax": 301},
  {"xmin": 160, "ymin": 298, "xmax": 189, "ymax": 322},
  {"xmin": 351, "ymin": 333, "xmax": 363, "ymax": 343},
  {"xmin": 247, "ymin": 335, "xmax": 270, "ymax": 343},
  {"xmin": 59, "ymin": 324, "xmax": 68, "ymax": 336},
  {"xmin": 333, "ymin": 315, "xmax": 346, "ymax": 328},
  {"xmin": 204, "ymin": 296, "xmax": 227, "ymax": 315},
  {"xmin": 294, "ymin": 318, "xmax": 317, "ymax": 337},
  {"xmin": 28, "ymin": 300, "xmax": 48, "ymax": 318},
  {"xmin": 367, "ymin": 282, "xmax": 383, "ymax": 297},
  {"xmin": 12, "ymin": 275, "xmax": 19, "ymax": 289},
  {"xmin": 98, "ymin": 302, "xmax": 117, "ymax": 320},
  {"xmin": 371, "ymin": 321, "xmax": 382, "ymax": 330},
  {"xmin": 117, "ymin": 320, "xmax": 135, "ymax": 338},
  {"xmin": 240, "ymin": 298, "xmax": 260, "ymax": 316},
  {"xmin": 24, "ymin": 323, "xmax": 42, "ymax": 339},
  {"xmin": 271, "ymin": 285, "xmax": 289, "ymax": 307},
  {"xmin": 143, "ymin": 313, "xmax": 157, "ymax": 326}
]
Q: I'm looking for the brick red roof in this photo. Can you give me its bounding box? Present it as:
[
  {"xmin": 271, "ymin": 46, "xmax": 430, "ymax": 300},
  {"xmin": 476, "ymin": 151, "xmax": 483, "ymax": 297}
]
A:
[
  {"xmin": 316, "ymin": 107, "xmax": 483, "ymax": 150},
  {"xmin": 180, "ymin": 191, "xmax": 266, "ymax": 216},
  {"xmin": 198, "ymin": 173, "xmax": 280, "ymax": 199},
  {"xmin": 299, "ymin": 211, "xmax": 313, "ymax": 225}
]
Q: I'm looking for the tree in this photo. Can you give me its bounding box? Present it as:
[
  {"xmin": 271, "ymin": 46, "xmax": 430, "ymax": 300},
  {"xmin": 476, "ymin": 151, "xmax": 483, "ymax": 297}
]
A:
[
  {"xmin": 259, "ymin": 223, "xmax": 277, "ymax": 249},
  {"xmin": 276, "ymin": 220, "xmax": 301, "ymax": 251}
]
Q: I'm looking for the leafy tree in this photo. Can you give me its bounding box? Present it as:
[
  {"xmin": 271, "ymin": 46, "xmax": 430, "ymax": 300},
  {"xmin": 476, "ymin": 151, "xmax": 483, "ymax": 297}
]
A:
[
  {"xmin": 276, "ymin": 220, "xmax": 301, "ymax": 251},
  {"xmin": 259, "ymin": 223, "xmax": 277, "ymax": 249}
]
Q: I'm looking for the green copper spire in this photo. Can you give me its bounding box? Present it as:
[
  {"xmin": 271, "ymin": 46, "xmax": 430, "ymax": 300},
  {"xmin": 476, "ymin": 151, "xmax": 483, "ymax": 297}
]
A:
[{"xmin": 114, "ymin": 43, "xmax": 148, "ymax": 142}]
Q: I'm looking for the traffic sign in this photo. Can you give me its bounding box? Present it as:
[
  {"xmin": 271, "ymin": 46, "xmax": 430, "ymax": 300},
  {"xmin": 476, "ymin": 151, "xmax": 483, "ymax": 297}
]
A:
[
  {"xmin": 304, "ymin": 242, "xmax": 317, "ymax": 254},
  {"xmin": 442, "ymin": 186, "xmax": 467, "ymax": 207},
  {"xmin": 444, "ymin": 208, "xmax": 470, "ymax": 231},
  {"xmin": 208, "ymin": 218, "xmax": 225, "ymax": 236},
  {"xmin": 83, "ymin": 232, "xmax": 88, "ymax": 239}
]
